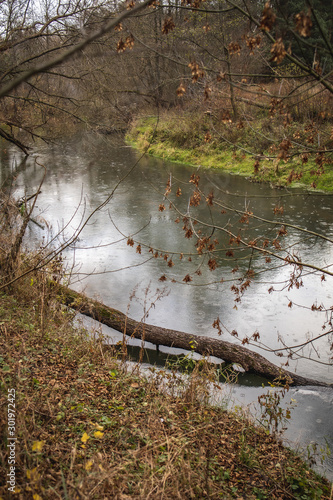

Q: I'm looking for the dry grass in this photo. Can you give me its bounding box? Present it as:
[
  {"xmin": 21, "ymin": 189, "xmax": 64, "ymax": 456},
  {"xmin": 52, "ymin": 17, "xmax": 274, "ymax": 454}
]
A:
[{"xmin": 0, "ymin": 286, "xmax": 331, "ymax": 498}]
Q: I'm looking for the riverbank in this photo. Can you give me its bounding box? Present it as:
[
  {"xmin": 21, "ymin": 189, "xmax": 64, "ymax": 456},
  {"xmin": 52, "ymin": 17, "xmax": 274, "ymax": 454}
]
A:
[
  {"xmin": 0, "ymin": 275, "xmax": 332, "ymax": 498},
  {"xmin": 127, "ymin": 112, "xmax": 333, "ymax": 192}
]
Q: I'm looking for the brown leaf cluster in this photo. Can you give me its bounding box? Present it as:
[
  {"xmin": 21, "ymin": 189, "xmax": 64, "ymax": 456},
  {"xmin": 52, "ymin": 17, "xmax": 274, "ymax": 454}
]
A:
[
  {"xmin": 188, "ymin": 61, "xmax": 205, "ymax": 82},
  {"xmin": 295, "ymin": 10, "xmax": 312, "ymax": 37},
  {"xmin": 212, "ymin": 316, "xmax": 222, "ymax": 335},
  {"xmin": 270, "ymin": 38, "xmax": 286, "ymax": 64},
  {"xmin": 162, "ymin": 16, "xmax": 175, "ymax": 35},
  {"xmin": 228, "ymin": 41, "xmax": 241, "ymax": 56},
  {"xmin": 176, "ymin": 82, "xmax": 186, "ymax": 97},
  {"xmin": 277, "ymin": 138, "xmax": 292, "ymax": 162},
  {"xmin": 164, "ymin": 178, "xmax": 171, "ymax": 196},
  {"xmin": 190, "ymin": 189, "xmax": 201, "ymax": 207},
  {"xmin": 207, "ymin": 257, "xmax": 218, "ymax": 271},
  {"xmin": 204, "ymin": 131, "xmax": 212, "ymax": 143},
  {"xmin": 245, "ymin": 34, "xmax": 261, "ymax": 55},
  {"xmin": 189, "ymin": 173, "xmax": 200, "ymax": 186},
  {"xmin": 206, "ymin": 190, "xmax": 214, "ymax": 205},
  {"xmin": 287, "ymin": 169, "xmax": 303, "ymax": 184},
  {"xmin": 116, "ymin": 34, "xmax": 134, "ymax": 53},
  {"xmin": 260, "ymin": 2, "xmax": 276, "ymax": 31}
]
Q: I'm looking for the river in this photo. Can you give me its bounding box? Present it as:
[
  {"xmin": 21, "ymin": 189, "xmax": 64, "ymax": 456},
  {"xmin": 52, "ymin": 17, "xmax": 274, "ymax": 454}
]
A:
[{"xmin": 1, "ymin": 131, "xmax": 332, "ymax": 480}]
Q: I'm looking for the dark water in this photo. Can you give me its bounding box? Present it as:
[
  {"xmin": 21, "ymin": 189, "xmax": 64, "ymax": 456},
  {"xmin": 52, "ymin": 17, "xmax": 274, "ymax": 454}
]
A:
[{"xmin": 1, "ymin": 132, "xmax": 332, "ymax": 480}]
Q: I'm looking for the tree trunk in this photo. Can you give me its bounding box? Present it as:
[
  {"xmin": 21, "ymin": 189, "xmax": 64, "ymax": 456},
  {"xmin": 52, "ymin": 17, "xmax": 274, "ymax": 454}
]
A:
[{"xmin": 57, "ymin": 285, "xmax": 331, "ymax": 388}]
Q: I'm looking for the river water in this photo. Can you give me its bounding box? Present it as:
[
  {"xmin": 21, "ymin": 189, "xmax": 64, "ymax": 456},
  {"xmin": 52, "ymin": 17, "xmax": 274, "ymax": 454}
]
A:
[{"xmin": 1, "ymin": 132, "xmax": 332, "ymax": 480}]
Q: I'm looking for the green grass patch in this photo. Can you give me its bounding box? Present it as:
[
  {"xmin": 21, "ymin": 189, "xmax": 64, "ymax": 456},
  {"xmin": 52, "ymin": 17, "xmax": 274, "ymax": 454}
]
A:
[{"xmin": 127, "ymin": 114, "xmax": 333, "ymax": 192}]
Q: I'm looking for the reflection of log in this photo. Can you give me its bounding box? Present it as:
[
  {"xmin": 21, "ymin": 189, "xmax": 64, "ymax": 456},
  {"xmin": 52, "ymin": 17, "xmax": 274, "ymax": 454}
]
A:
[{"xmin": 58, "ymin": 285, "xmax": 332, "ymax": 388}]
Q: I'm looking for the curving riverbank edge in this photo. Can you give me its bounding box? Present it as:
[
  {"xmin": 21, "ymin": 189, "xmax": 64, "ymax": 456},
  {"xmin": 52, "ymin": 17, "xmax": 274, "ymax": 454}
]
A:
[{"xmin": 126, "ymin": 115, "xmax": 333, "ymax": 193}]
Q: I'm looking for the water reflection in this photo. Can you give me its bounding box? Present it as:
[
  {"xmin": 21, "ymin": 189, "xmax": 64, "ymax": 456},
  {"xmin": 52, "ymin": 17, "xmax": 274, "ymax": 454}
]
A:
[{"xmin": 1, "ymin": 132, "xmax": 332, "ymax": 480}]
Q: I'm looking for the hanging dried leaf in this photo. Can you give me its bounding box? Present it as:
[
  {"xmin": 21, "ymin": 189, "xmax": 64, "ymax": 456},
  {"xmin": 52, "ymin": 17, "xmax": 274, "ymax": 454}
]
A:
[
  {"xmin": 206, "ymin": 191, "xmax": 214, "ymax": 205},
  {"xmin": 208, "ymin": 258, "xmax": 218, "ymax": 271},
  {"xmin": 188, "ymin": 61, "xmax": 205, "ymax": 82},
  {"xmin": 116, "ymin": 38, "xmax": 126, "ymax": 53},
  {"xmin": 176, "ymin": 82, "xmax": 186, "ymax": 97},
  {"xmin": 125, "ymin": 34, "xmax": 134, "ymax": 50},
  {"xmin": 228, "ymin": 42, "xmax": 241, "ymax": 56},
  {"xmin": 184, "ymin": 227, "xmax": 193, "ymax": 238},
  {"xmin": 204, "ymin": 85, "xmax": 211, "ymax": 100},
  {"xmin": 189, "ymin": 173, "xmax": 200, "ymax": 186},
  {"xmin": 295, "ymin": 10, "xmax": 312, "ymax": 37},
  {"xmin": 165, "ymin": 178, "xmax": 171, "ymax": 195},
  {"xmin": 204, "ymin": 132, "xmax": 212, "ymax": 143},
  {"xmin": 162, "ymin": 16, "xmax": 175, "ymax": 35},
  {"xmin": 212, "ymin": 317, "xmax": 222, "ymax": 335},
  {"xmin": 150, "ymin": 0, "xmax": 160, "ymax": 8},
  {"xmin": 260, "ymin": 2, "xmax": 276, "ymax": 31},
  {"xmin": 277, "ymin": 138, "xmax": 291, "ymax": 161},
  {"xmin": 252, "ymin": 330, "xmax": 260, "ymax": 341},
  {"xmin": 246, "ymin": 34, "xmax": 261, "ymax": 55},
  {"xmin": 270, "ymin": 38, "xmax": 286, "ymax": 64},
  {"xmin": 190, "ymin": 190, "xmax": 201, "ymax": 207}
]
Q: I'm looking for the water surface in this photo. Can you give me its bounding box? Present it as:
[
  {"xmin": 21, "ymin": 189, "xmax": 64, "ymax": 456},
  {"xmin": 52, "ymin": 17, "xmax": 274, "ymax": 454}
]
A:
[{"xmin": 1, "ymin": 132, "xmax": 332, "ymax": 479}]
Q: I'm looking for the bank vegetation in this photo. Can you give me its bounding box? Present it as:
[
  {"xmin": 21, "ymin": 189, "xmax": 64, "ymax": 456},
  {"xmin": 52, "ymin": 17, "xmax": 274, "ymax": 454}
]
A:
[{"xmin": 0, "ymin": 252, "xmax": 332, "ymax": 499}]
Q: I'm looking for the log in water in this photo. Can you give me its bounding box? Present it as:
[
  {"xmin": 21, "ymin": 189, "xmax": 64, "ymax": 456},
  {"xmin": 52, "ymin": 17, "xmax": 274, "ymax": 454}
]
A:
[{"xmin": 58, "ymin": 284, "xmax": 331, "ymax": 388}]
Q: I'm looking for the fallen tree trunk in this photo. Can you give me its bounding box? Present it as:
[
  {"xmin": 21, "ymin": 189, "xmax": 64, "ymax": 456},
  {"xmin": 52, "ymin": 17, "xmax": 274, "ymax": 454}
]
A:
[{"xmin": 57, "ymin": 285, "xmax": 332, "ymax": 387}]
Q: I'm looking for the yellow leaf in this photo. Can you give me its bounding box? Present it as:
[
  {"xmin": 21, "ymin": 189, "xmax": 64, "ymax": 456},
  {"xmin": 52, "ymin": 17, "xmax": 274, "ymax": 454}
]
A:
[
  {"xmin": 85, "ymin": 459, "xmax": 94, "ymax": 471},
  {"xmin": 92, "ymin": 423, "xmax": 104, "ymax": 431},
  {"xmin": 33, "ymin": 495, "xmax": 42, "ymax": 500},
  {"xmin": 32, "ymin": 441, "xmax": 45, "ymax": 452},
  {"xmin": 94, "ymin": 431, "xmax": 104, "ymax": 439},
  {"xmin": 81, "ymin": 432, "xmax": 90, "ymax": 443},
  {"xmin": 26, "ymin": 468, "xmax": 40, "ymax": 481}
]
